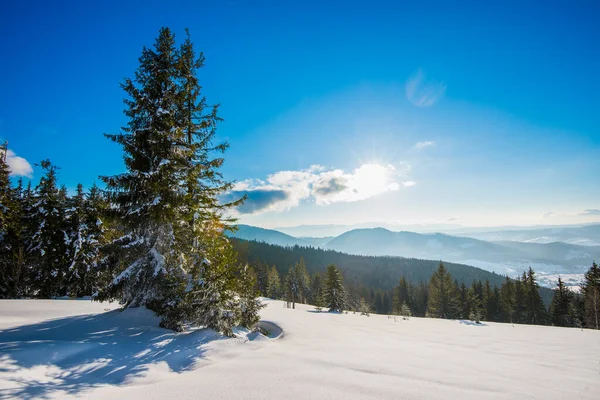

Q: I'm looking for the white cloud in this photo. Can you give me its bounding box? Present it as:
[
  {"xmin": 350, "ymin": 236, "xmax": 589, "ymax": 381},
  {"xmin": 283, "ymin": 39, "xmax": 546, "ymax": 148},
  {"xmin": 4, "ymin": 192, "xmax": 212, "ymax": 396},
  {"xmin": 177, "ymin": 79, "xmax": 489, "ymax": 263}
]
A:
[
  {"xmin": 1, "ymin": 149, "xmax": 33, "ymax": 177},
  {"xmin": 402, "ymin": 181, "xmax": 416, "ymax": 187},
  {"xmin": 228, "ymin": 163, "xmax": 410, "ymax": 214},
  {"xmin": 413, "ymin": 141, "xmax": 435, "ymax": 150},
  {"xmin": 406, "ymin": 69, "xmax": 446, "ymax": 107}
]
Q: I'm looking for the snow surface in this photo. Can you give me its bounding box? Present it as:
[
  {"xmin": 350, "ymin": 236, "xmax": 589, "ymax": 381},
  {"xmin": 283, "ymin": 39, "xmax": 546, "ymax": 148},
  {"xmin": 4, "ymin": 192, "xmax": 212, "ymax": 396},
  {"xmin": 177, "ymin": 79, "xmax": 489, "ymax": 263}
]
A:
[{"xmin": 1, "ymin": 299, "xmax": 599, "ymax": 399}]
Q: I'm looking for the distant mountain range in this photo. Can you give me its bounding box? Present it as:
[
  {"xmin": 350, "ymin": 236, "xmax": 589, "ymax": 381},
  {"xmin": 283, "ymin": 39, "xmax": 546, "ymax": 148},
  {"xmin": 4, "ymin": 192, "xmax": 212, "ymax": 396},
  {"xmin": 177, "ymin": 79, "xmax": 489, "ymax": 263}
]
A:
[{"xmin": 229, "ymin": 224, "xmax": 600, "ymax": 287}]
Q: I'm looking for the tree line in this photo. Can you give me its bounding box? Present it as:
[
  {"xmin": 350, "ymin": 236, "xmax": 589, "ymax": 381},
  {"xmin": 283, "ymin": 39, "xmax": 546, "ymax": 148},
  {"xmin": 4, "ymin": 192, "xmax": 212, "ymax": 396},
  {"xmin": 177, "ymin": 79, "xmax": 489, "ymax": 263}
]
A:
[
  {"xmin": 248, "ymin": 257, "xmax": 600, "ymax": 329},
  {"xmin": 0, "ymin": 28, "xmax": 261, "ymax": 335}
]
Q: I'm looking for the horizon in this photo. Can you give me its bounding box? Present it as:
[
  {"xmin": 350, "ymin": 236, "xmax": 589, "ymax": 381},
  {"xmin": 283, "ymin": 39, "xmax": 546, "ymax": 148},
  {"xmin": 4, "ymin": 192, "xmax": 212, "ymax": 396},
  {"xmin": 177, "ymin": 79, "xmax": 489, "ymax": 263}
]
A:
[{"xmin": 2, "ymin": 0, "xmax": 599, "ymax": 228}]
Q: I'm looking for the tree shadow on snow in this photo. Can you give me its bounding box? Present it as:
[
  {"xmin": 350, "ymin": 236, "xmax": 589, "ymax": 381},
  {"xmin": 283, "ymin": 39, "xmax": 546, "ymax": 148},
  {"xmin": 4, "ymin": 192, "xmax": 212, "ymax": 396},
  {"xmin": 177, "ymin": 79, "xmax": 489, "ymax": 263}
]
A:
[{"xmin": 0, "ymin": 308, "xmax": 227, "ymax": 399}]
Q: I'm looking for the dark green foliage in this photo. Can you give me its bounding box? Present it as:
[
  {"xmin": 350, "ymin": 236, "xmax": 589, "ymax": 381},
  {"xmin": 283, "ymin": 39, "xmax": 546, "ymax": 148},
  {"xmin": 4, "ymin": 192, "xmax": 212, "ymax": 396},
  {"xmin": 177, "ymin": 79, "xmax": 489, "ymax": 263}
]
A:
[
  {"xmin": 581, "ymin": 262, "xmax": 600, "ymax": 329},
  {"xmin": 309, "ymin": 272, "xmax": 325, "ymax": 307},
  {"xmin": 0, "ymin": 156, "xmax": 31, "ymax": 298},
  {"xmin": 324, "ymin": 264, "xmax": 346, "ymax": 312},
  {"xmin": 549, "ymin": 277, "xmax": 577, "ymax": 327},
  {"xmin": 500, "ymin": 276, "xmax": 517, "ymax": 323},
  {"xmin": 523, "ymin": 267, "xmax": 547, "ymax": 325},
  {"xmin": 28, "ymin": 160, "xmax": 70, "ymax": 297},
  {"xmin": 267, "ymin": 265, "xmax": 281, "ymax": 299},
  {"xmin": 283, "ymin": 258, "xmax": 310, "ymax": 309},
  {"xmin": 427, "ymin": 263, "xmax": 460, "ymax": 319},
  {"xmin": 93, "ymin": 27, "xmax": 255, "ymax": 334}
]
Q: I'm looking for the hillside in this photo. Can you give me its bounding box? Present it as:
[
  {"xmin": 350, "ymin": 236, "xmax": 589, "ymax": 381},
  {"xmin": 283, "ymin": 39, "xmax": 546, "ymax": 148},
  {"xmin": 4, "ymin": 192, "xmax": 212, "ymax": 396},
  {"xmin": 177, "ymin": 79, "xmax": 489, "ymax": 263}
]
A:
[
  {"xmin": 231, "ymin": 238, "xmax": 555, "ymax": 304},
  {"xmin": 227, "ymin": 224, "xmax": 310, "ymax": 247},
  {"xmin": 1, "ymin": 300, "xmax": 598, "ymax": 399},
  {"xmin": 322, "ymin": 228, "xmax": 600, "ymax": 278}
]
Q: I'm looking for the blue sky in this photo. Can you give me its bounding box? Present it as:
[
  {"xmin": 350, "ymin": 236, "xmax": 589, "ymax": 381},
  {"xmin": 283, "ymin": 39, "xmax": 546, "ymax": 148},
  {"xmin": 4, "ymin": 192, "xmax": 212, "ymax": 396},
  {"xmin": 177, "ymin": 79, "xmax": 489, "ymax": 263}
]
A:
[{"xmin": 1, "ymin": 0, "xmax": 599, "ymax": 228}]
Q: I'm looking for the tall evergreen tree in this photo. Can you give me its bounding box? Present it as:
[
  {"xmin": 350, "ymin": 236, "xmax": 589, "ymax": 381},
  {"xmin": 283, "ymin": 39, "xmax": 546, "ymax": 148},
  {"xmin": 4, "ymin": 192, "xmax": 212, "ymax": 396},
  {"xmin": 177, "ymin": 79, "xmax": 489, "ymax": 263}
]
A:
[
  {"xmin": 392, "ymin": 276, "xmax": 410, "ymax": 314},
  {"xmin": 0, "ymin": 152, "xmax": 28, "ymax": 298},
  {"xmin": 524, "ymin": 267, "xmax": 547, "ymax": 325},
  {"xmin": 96, "ymin": 27, "xmax": 256, "ymax": 334},
  {"xmin": 267, "ymin": 265, "xmax": 281, "ymax": 299},
  {"xmin": 426, "ymin": 263, "xmax": 460, "ymax": 319},
  {"xmin": 324, "ymin": 264, "xmax": 346, "ymax": 312},
  {"xmin": 28, "ymin": 160, "xmax": 70, "ymax": 297},
  {"xmin": 581, "ymin": 262, "xmax": 600, "ymax": 329},
  {"xmin": 549, "ymin": 277, "xmax": 576, "ymax": 327},
  {"xmin": 283, "ymin": 258, "xmax": 310, "ymax": 308},
  {"xmin": 65, "ymin": 184, "xmax": 108, "ymax": 297},
  {"xmin": 309, "ymin": 271, "xmax": 324, "ymax": 306},
  {"xmin": 499, "ymin": 276, "xmax": 516, "ymax": 323}
]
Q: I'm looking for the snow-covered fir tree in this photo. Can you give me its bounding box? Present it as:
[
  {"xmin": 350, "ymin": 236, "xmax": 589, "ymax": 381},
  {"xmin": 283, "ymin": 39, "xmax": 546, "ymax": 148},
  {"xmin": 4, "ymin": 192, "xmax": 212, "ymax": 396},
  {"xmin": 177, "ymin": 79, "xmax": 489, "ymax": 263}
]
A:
[
  {"xmin": 28, "ymin": 160, "xmax": 70, "ymax": 297},
  {"xmin": 284, "ymin": 259, "xmax": 310, "ymax": 309},
  {"xmin": 65, "ymin": 184, "xmax": 107, "ymax": 297},
  {"xmin": 96, "ymin": 27, "xmax": 258, "ymax": 335},
  {"xmin": 0, "ymin": 151, "xmax": 29, "ymax": 298},
  {"xmin": 324, "ymin": 264, "xmax": 346, "ymax": 313}
]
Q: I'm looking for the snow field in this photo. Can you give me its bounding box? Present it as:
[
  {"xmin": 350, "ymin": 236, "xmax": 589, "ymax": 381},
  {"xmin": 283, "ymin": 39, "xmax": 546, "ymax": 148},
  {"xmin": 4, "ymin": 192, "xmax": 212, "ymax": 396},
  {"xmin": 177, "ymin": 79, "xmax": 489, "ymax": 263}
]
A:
[{"xmin": 1, "ymin": 299, "xmax": 599, "ymax": 399}]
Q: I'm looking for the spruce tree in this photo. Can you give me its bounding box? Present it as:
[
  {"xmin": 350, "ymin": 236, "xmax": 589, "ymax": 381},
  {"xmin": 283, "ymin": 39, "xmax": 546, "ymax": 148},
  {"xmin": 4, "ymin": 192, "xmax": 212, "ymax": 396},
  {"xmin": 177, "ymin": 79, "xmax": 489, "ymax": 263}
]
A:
[
  {"xmin": 65, "ymin": 184, "xmax": 107, "ymax": 297},
  {"xmin": 283, "ymin": 259, "xmax": 310, "ymax": 309},
  {"xmin": 324, "ymin": 264, "xmax": 346, "ymax": 313},
  {"xmin": 500, "ymin": 276, "xmax": 517, "ymax": 323},
  {"xmin": 359, "ymin": 297, "xmax": 371, "ymax": 316},
  {"xmin": 309, "ymin": 271, "xmax": 324, "ymax": 306},
  {"xmin": 550, "ymin": 277, "xmax": 576, "ymax": 327},
  {"xmin": 0, "ymin": 153, "xmax": 28, "ymax": 298},
  {"xmin": 524, "ymin": 267, "xmax": 547, "ymax": 325},
  {"xmin": 96, "ymin": 27, "xmax": 256, "ymax": 334},
  {"xmin": 581, "ymin": 262, "xmax": 600, "ymax": 329},
  {"xmin": 426, "ymin": 262, "xmax": 460, "ymax": 319},
  {"xmin": 28, "ymin": 160, "xmax": 70, "ymax": 297},
  {"xmin": 267, "ymin": 265, "xmax": 281, "ymax": 299},
  {"xmin": 392, "ymin": 276, "xmax": 410, "ymax": 315}
]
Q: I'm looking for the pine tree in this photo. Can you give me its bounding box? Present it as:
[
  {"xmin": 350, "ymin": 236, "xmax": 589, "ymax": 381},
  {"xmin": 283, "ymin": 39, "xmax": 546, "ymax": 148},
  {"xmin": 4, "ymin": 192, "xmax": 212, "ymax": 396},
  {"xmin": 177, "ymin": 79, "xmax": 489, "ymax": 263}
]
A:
[
  {"xmin": 0, "ymin": 152, "xmax": 28, "ymax": 298},
  {"xmin": 283, "ymin": 259, "xmax": 310, "ymax": 309},
  {"xmin": 65, "ymin": 184, "xmax": 107, "ymax": 297},
  {"xmin": 267, "ymin": 265, "xmax": 281, "ymax": 299},
  {"xmin": 324, "ymin": 264, "xmax": 346, "ymax": 313},
  {"xmin": 550, "ymin": 277, "xmax": 576, "ymax": 327},
  {"xmin": 524, "ymin": 267, "xmax": 547, "ymax": 325},
  {"xmin": 581, "ymin": 262, "xmax": 600, "ymax": 329},
  {"xmin": 426, "ymin": 262, "xmax": 460, "ymax": 319},
  {"xmin": 392, "ymin": 276, "xmax": 410, "ymax": 315},
  {"xmin": 499, "ymin": 277, "xmax": 516, "ymax": 323},
  {"xmin": 459, "ymin": 282, "xmax": 470, "ymax": 319},
  {"xmin": 237, "ymin": 265, "xmax": 265, "ymax": 329},
  {"xmin": 96, "ymin": 27, "xmax": 256, "ymax": 335},
  {"xmin": 359, "ymin": 297, "xmax": 371, "ymax": 316},
  {"xmin": 309, "ymin": 271, "xmax": 324, "ymax": 306},
  {"xmin": 400, "ymin": 303, "xmax": 412, "ymax": 320},
  {"xmin": 28, "ymin": 160, "xmax": 70, "ymax": 297},
  {"xmin": 253, "ymin": 262, "xmax": 269, "ymax": 297}
]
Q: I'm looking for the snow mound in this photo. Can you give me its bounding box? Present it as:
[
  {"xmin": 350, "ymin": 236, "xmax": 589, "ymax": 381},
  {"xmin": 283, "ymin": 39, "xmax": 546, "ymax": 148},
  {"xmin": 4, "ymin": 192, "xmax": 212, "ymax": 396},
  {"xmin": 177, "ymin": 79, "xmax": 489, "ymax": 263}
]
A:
[{"xmin": 0, "ymin": 300, "xmax": 271, "ymax": 399}]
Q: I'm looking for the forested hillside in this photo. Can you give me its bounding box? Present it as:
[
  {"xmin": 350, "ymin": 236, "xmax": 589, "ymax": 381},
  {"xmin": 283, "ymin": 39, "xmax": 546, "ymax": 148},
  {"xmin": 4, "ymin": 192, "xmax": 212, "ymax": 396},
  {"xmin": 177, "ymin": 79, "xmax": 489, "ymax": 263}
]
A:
[{"xmin": 231, "ymin": 238, "xmax": 554, "ymax": 304}]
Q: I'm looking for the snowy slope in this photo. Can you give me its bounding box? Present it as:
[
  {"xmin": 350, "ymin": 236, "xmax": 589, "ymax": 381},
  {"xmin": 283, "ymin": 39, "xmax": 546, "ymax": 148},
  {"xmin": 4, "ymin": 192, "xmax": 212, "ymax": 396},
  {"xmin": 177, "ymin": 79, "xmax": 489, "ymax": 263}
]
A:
[{"xmin": 1, "ymin": 299, "xmax": 599, "ymax": 399}]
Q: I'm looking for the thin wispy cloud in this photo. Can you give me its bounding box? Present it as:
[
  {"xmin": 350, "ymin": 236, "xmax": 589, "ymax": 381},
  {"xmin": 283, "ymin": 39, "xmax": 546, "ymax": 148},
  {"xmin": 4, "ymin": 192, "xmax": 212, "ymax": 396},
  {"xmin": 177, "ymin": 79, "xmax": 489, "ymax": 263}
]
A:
[
  {"xmin": 580, "ymin": 209, "xmax": 600, "ymax": 216},
  {"xmin": 413, "ymin": 141, "xmax": 435, "ymax": 150},
  {"xmin": 226, "ymin": 163, "xmax": 410, "ymax": 214},
  {"xmin": 402, "ymin": 181, "xmax": 416, "ymax": 187},
  {"xmin": 1, "ymin": 149, "xmax": 33, "ymax": 177},
  {"xmin": 406, "ymin": 69, "xmax": 446, "ymax": 107}
]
